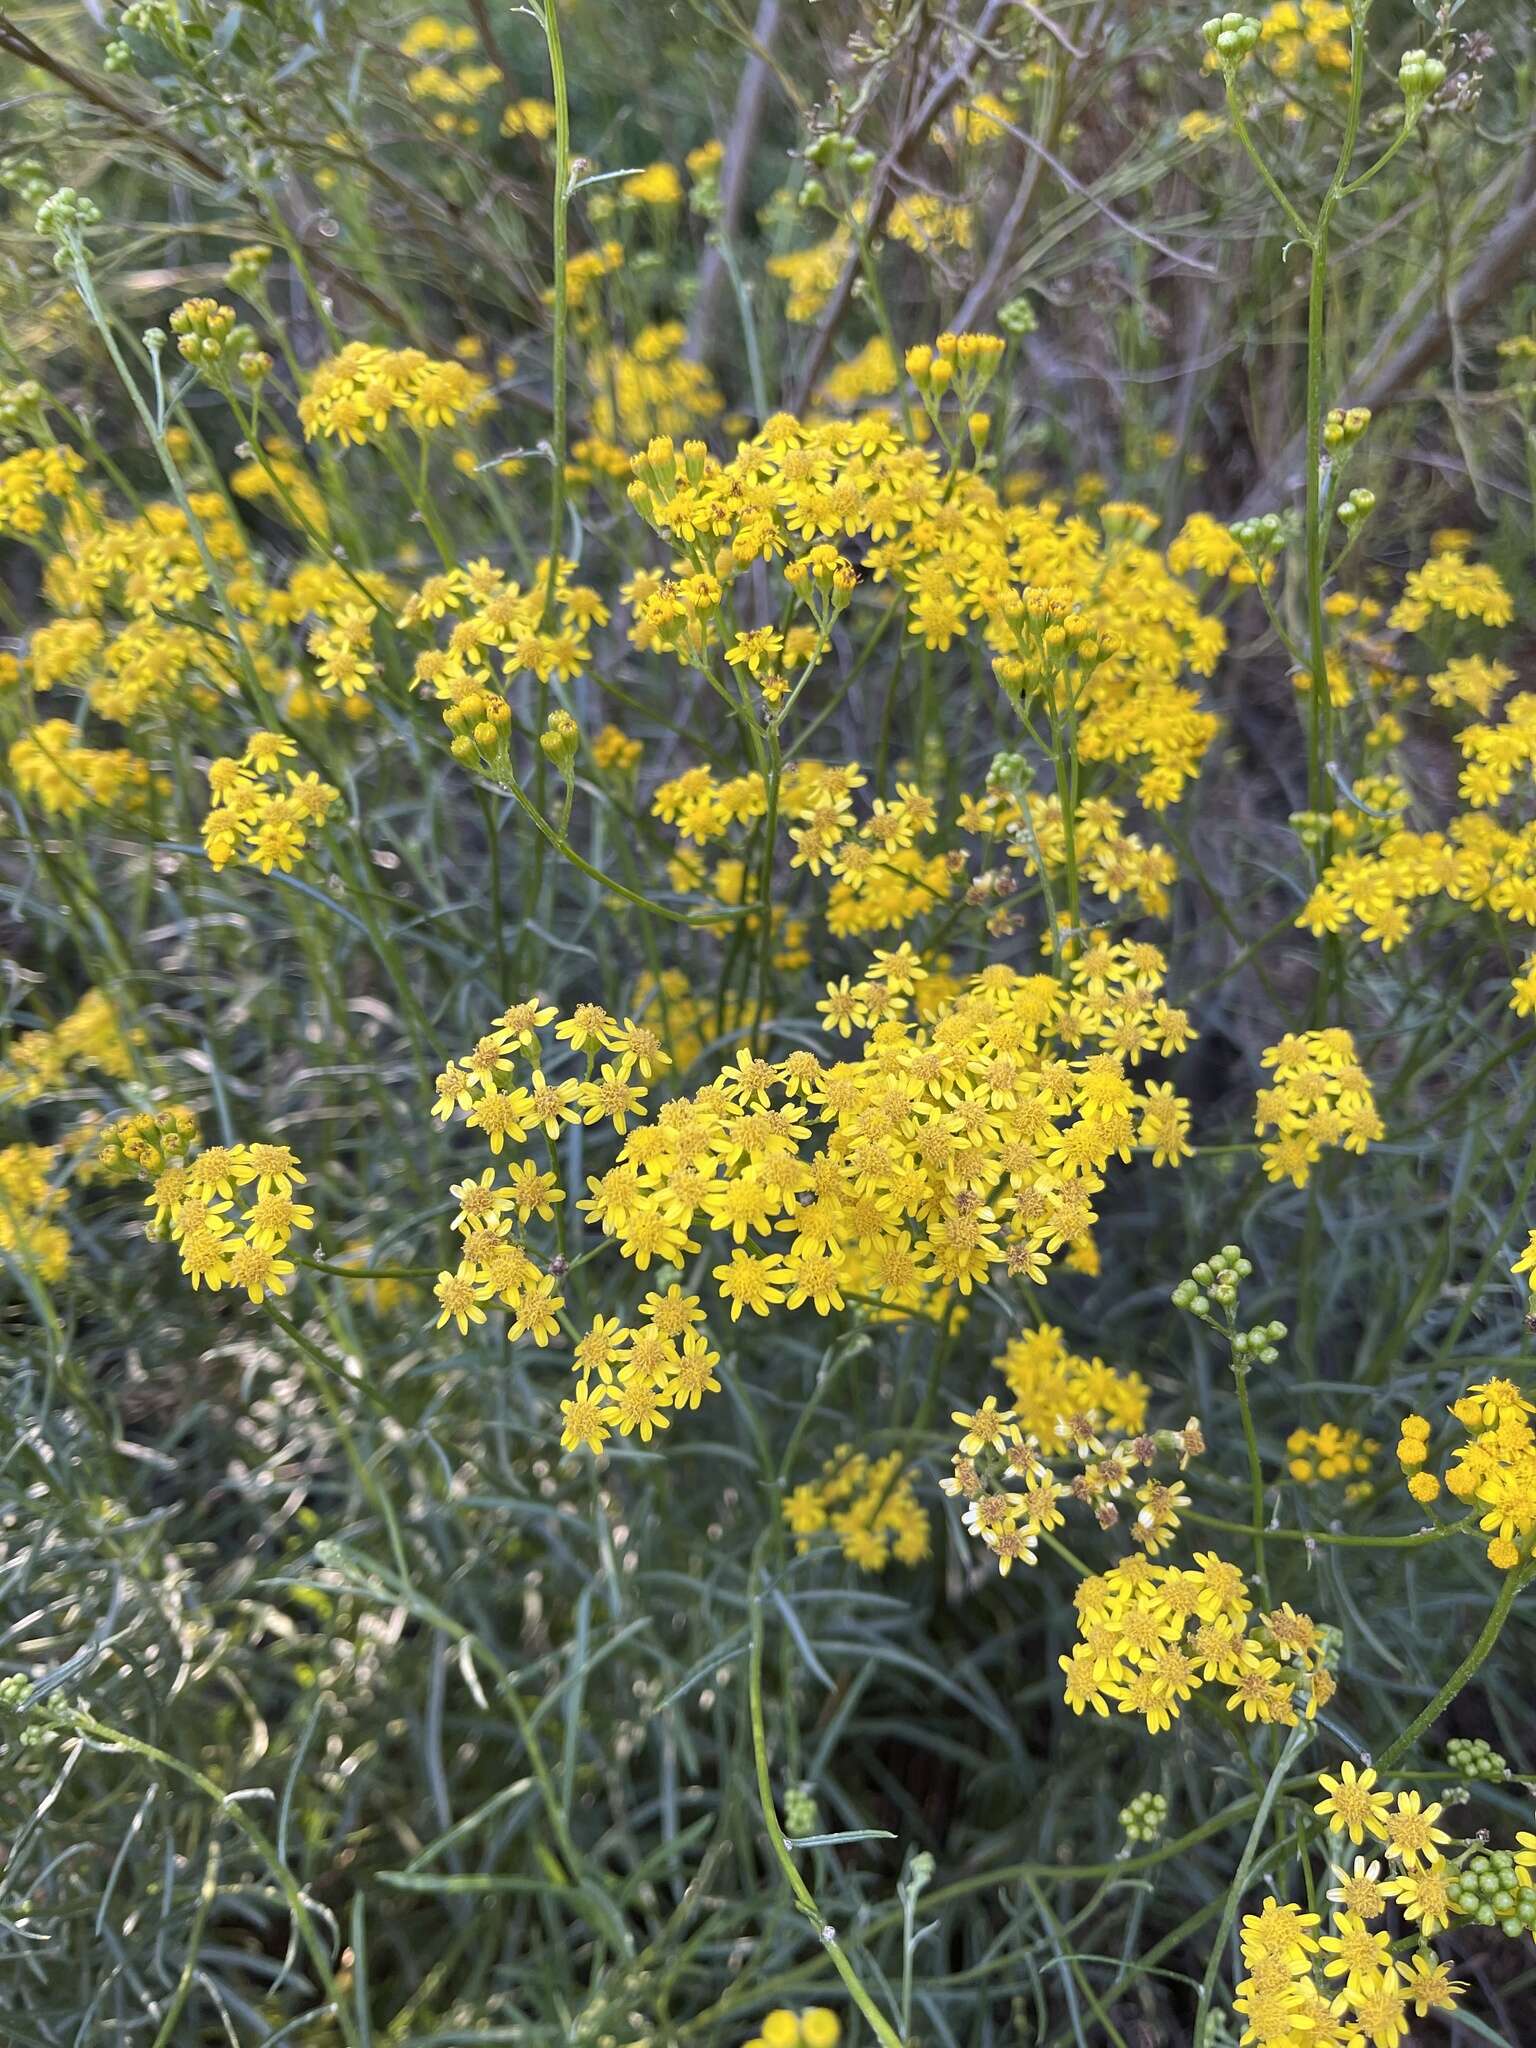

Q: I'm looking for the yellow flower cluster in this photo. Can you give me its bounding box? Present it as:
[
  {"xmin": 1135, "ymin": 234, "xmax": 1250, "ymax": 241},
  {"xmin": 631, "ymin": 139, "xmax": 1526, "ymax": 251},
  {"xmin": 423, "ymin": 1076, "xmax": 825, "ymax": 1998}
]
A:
[
  {"xmin": 406, "ymin": 555, "xmax": 606, "ymax": 759},
  {"xmin": 620, "ymin": 162, "xmax": 684, "ymax": 210},
  {"xmin": 817, "ymin": 336, "xmax": 899, "ymax": 407},
  {"xmin": 993, "ymin": 1322, "xmax": 1149, "ymax": 1439},
  {"xmin": 1388, "ymin": 551, "xmax": 1514, "ymax": 632},
  {"xmin": 43, "ymin": 490, "xmax": 253, "ymax": 622},
  {"xmin": 500, "ymin": 97, "xmax": 558, "ymax": 141},
  {"xmin": 8, "ymin": 719, "xmax": 158, "ymax": 820},
  {"xmin": 1060, "ymin": 1556, "xmax": 1333, "ymax": 1733},
  {"xmin": 589, "ymin": 722, "xmax": 643, "ymax": 778},
  {"xmin": 767, "ymin": 229, "xmax": 850, "ymax": 323},
  {"xmin": 783, "ymin": 1447, "xmax": 930, "ymax": 1571},
  {"xmin": 586, "ymin": 322, "xmax": 722, "ymax": 445},
  {"xmin": 1397, "ymin": 1378, "xmax": 1536, "ymax": 1569},
  {"xmin": 741, "ymin": 2009, "xmax": 839, "ymax": 2048},
  {"xmin": 146, "ymin": 1141, "xmax": 312, "ymax": 1300},
  {"xmin": 0, "ymin": 442, "xmax": 84, "ymax": 537},
  {"xmin": 203, "ymin": 732, "xmax": 340, "ymax": 875},
  {"xmin": 626, "ymin": 406, "xmax": 1222, "ymax": 810},
  {"xmin": 401, "ymin": 13, "xmax": 501, "ymax": 134},
  {"xmin": 1231, "ymin": 1883, "xmax": 1461, "ymax": 2048},
  {"xmin": 1255, "ymin": 1029, "xmax": 1382, "ymax": 1188},
  {"xmin": 1286, "ymin": 1423, "xmax": 1376, "ymax": 1491},
  {"xmin": 1166, "ymin": 510, "xmax": 1266, "ymax": 586},
  {"xmin": 0, "ymin": 1143, "xmax": 69, "ymax": 1286},
  {"xmin": 430, "ymin": 955, "xmax": 1194, "ymax": 1439},
  {"xmin": 398, "ymin": 15, "xmax": 481, "ymax": 62},
  {"xmin": 946, "ymin": 1356, "xmax": 1199, "ymax": 1576},
  {"xmin": 1, "ymin": 989, "xmax": 140, "ymax": 1106},
  {"xmin": 553, "ymin": 1296, "xmax": 722, "ymax": 1451},
  {"xmin": 297, "ymin": 342, "xmax": 492, "ymax": 445},
  {"xmin": 942, "ymin": 92, "xmax": 1012, "ymax": 149},
  {"xmin": 1259, "ymin": 0, "xmax": 1352, "ymax": 80},
  {"xmin": 1299, "ymin": 812, "xmax": 1536, "ymax": 955},
  {"xmin": 230, "ymin": 436, "xmax": 330, "ymax": 537},
  {"xmin": 888, "ymin": 191, "xmax": 973, "ymax": 252}
]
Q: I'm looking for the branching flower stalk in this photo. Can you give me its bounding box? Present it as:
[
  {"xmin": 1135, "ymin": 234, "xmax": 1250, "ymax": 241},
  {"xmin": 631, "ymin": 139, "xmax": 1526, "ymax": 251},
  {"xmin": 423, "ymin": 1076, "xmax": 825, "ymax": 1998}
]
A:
[{"xmin": 1206, "ymin": 10, "xmax": 1445, "ymax": 864}]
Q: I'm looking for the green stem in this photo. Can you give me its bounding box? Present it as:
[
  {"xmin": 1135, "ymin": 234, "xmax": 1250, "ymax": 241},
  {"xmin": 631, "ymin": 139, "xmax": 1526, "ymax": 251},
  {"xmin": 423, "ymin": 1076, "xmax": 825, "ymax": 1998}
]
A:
[
  {"xmin": 747, "ymin": 1557, "xmax": 905, "ymax": 2048},
  {"xmin": 1378, "ymin": 1564, "xmax": 1531, "ymax": 1769},
  {"xmin": 537, "ymin": 0, "xmax": 572, "ymax": 628},
  {"xmin": 1194, "ymin": 1721, "xmax": 1311, "ymax": 2048},
  {"xmin": 1232, "ymin": 1358, "xmax": 1269, "ymax": 1604}
]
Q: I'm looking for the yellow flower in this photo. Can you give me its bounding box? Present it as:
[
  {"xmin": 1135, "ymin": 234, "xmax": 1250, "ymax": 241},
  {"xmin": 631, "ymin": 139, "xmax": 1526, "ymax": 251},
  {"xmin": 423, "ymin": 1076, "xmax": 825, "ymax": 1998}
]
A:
[{"xmin": 1313, "ymin": 1762, "xmax": 1390, "ymax": 1846}]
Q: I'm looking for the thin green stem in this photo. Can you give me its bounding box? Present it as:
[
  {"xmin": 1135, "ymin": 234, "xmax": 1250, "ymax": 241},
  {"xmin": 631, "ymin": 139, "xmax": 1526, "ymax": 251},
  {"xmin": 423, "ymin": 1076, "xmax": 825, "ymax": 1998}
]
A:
[
  {"xmin": 747, "ymin": 1555, "xmax": 905, "ymax": 2048},
  {"xmin": 1378, "ymin": 1564, "xmax": 1531, "ymax": 1769}
]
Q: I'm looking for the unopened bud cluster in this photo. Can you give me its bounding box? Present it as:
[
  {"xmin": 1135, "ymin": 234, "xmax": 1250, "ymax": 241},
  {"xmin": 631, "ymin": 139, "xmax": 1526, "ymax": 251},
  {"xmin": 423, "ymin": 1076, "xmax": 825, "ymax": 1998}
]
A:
[
  {"xmin": 224, "ymin": 244, "xmax": 274, "ymax": 296},
  {"xmin": 1119, "ymin": 1789, "xmax": 1168, "ymax": 1843},
  {"xmin": 997, "ymin": 293, "xmax": 1037, "ymax": 337},
  {"xmin": 1399, "ymin": 48, "xmax": 1447, "ymax": 103},
  {"xmin": 1288, "ymin": 809, "xmax": 1334, "ymax": 850},
  {"xmin": 1323, "ymin": 406, "xmax": 1371, "ymax": 451},
  {"xmin": 539, "ymin": 708, "xmax": 580, "ymax": 773},
  {"xmin": 1172, "ymin": 1246, "xmax": 1286, "ymax": 1363},
  {"xmin": 1337, "ymin": 488, "xmax": 1375, "ymax": 531},
  {"xmin": 1446, "ymin": 1849, "xmax": 1536, "ymax": 1937},
  {"xmin": 1201, "ymin": 13, "xmax": 1261, "ymax": 66},
  {"xmin": 1445, "ymin": 1735, "xmax": 1507, "ymax": 1783},
  {"xmin": 1171, "ymin": 1243, "xmax": 1250, "ymax": 1317},
  {"xmin": 1231, "ymin": 511, "xmax": 1284, "ymax": 561},
  {"xmin": 799, "ymin": 130, "xmax": 876, "ymax": 211},
  {"xmin": 904, "ymin": 331, "xmax": 1006, "ymax": 409},
  {"xmin": 0, "ymin": 379, "xmax": 44, "ymax": 442},
  {"xmin": 3, "ymin": 157, "xmax": 56, "ymax": 210},
  {"xmin": 34, "ymin": 186, "xmax": 100, "ymax": 254},
  {"xmin": 169, "ymin": 298, "xmax": 269, "ymax": 384},
  {"xmin": 783, "ymin": 1782, "xmax": 819, "ymax": 1838}
]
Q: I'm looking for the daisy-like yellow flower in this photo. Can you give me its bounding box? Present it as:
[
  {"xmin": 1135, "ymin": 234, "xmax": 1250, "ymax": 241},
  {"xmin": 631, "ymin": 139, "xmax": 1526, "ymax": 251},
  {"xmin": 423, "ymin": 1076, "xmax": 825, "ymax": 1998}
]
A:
[{"xmin": 1313, "ymin": 1762, "xmax": 1391, "ymax": 1846}]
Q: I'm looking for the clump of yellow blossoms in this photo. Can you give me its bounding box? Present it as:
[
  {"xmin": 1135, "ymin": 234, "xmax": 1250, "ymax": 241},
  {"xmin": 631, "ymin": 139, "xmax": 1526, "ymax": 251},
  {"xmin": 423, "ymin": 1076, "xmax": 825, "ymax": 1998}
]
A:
[
  {"xmin": 741, "ymin": 2009, "xmax": 840, "ymax": 2048},
  {"xmin": 404, "ymin": 554, "xmax": 605, "ymax": 761},
  {"xmin": 625, "ymin": 406, "xmax": 1223, "ymax": 811},
  {"xmin": 767, "ymin": 230, "xmax": 850, "ymax": 323},
  {"xmin": 1254, "ymin": 1028, "xmax": 1382, "ymax": 1188},
  {"xmin": 298, "ymin": 342, "xmax": 492, "ymax": 444},
  {"xmin": 586, "ymin": 321, "xmax": 722, "ymax": 444},
  {"xmin": 430, "ymin": 957, "xmax": 1193, "ymax": 1447},
  {"xmin": 202, "ymin": 732, "xmax": 340, "ymax": 875},
  {"xmin": 1287, "ymin": 1422, "xmax": 1376, "ymax": 1493},
  {"xmin": 0, "ymin": 1144, "xmax": 69, "ymax": 1285},
  {"xmin": 1060, "ymin": 1556, "xmax": 1334, "ymax": 1733},
  {"xmin": 145, "ymin": 1141, "xmax": 312, "ymax": 1300},
  {"xmin": 945, "ymin": 1345, "xmax": 1202, "ymax": 1579},
  {"xmin": 817, "ymin": 335, "xmax": 898, "ymax": 407},
  {"xmin": 1258, "ymin": 0, "xmax": 1352, "ymax": 85},
  {"xmin": 1396, "ymin": 1379, "xmax": 1536, "ymax": 1569},
  {"xmin": 0, "ymin": 442, "xmax": 83, "ymax": 537},
  {"xmin": 651, "ymin": 762, "xmax": 1181, "ymax": 947},
  {"xmin": 9, "ymin": 719, "xmax": 159, "ymax": 820},
  {"xmin": 1388, "ymin": 550, "xmax": 1514, "ymax": 632},
  {"xmin": 783, "ymin": 1448, "xmax": 930, "ymax": 1571},
  {"xmin": 1, "ymin": 989, "xmax": 140, "ymax": 1106},
  {"xmin": 1231, "ymin": 1888, "xmax": 1462, "ymax": 2048},
  {"xmin": 993, "ymin": 1322, "xmax": 1150, "ymax": 1435},
  {"xmin": 1289, "ymin": 544, "xmax": 1536, "ymax": 1011}
]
